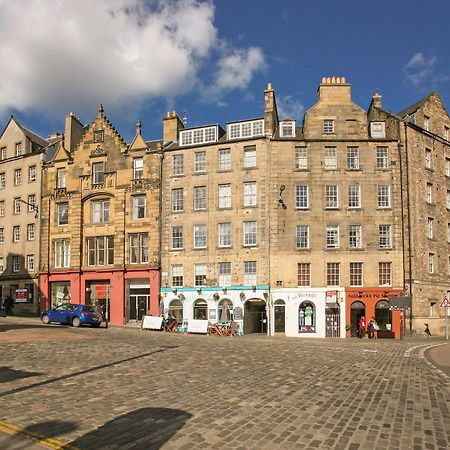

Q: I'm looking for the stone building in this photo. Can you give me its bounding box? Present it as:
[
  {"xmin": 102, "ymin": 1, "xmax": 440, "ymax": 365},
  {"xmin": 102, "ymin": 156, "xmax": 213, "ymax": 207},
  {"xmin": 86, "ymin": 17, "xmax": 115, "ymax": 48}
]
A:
[
  {"xmin": 39, "ymin": 107, "xmax": 161, "ymax": 325},
  {"xmin": 0, "ymin": 117, "xmax": 47, "ymax": 314}
]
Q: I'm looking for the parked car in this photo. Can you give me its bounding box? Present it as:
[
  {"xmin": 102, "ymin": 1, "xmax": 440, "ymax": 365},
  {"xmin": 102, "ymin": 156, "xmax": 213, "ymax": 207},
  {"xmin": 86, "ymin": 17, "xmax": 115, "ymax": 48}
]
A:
[{"xmin": 40, "ymin": 304, "xmax": 102, "ymax": 327}]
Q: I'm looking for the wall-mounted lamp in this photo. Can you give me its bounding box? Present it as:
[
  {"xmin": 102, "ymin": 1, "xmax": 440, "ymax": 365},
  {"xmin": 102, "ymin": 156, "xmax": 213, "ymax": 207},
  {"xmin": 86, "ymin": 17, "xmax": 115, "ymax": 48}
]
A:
[
  {"xmin": 172, "ymin": 288, "xmax": 177, "ymax": 294},
  {"xmin": 240, "ymin": 291, "xmax": 246, "ymax": 301},
  {"xmin": 263, "ymin": 292, "xmax": 269, "ymax": 301},
  {"xmin": 178, "ymin": 293, "xmax": 185, "ymax": 301},
  {"xmin": 222, "ymin": 287, "xmax": 227, "ymax": 294},
  {"xmin": 252, "ymin": 285, "xmax": 256, "ymax": 292},
  {"xmin": 278, "ymin": 185, "xmax": 287, "ymax": 210},
  {"xmin": 196, "ymin": 288, "xmax": 202, "ymax": 294},
  {"xmin": 213, "ymin": 292, "xmax": 220, "ymax": 301}
]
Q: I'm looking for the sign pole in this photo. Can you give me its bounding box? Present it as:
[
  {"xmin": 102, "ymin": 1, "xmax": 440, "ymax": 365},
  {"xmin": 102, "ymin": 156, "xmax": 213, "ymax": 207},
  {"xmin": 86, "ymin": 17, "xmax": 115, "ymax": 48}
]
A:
[{"xmin": 446, "ymin": 306, "xmax": 448, "ymax": 341}]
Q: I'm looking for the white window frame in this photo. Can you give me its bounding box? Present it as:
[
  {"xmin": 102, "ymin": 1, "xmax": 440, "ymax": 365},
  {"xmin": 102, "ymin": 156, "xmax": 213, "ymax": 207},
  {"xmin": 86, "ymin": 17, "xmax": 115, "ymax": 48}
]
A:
[
  {"xmin": 54, "ymin": 239, "xmax": 70, "ymax": 268},
  {"xmin": 244, "ymin": 261, "xmax": 257, "ymax": 286},
  {"xmin": 243, "ymin": 221, "xmax": 257, "ymax": 247},
  {"xmin": 57, "ymin": 202, "xmax": 68, "ymax": 226},
  {"xmin": 427, "ymin": 183, "xmax": 433, "ymax": 204},
  {"xmin": 444, "ymin": 126, "xmax": 449, "ymax": 141},
  {"xmin": 377, "ymin": 185, "xmax": 391, "ymax": 208},
  {"xmin": 350, "ymin": 262, "xmax": 363, "ymax": 287},
  {"xmin": 296, "ymin": 185, "xmax": 309, "ymax": 209},
  {"xmin": 194, "ymin": 151, "xmax": 206, "ymax": 173},
  {"xmin": 14, "ymin": 198, "xmax": 21, "ymax": 214},
  {"xmin": 171, "ymin": 265, "xmax": 184, "ymax": 287},
  {"xmin": 171, "ymin": 188, "xmax": 184, "ymax": 212},
  {"xmin": 28, "ymin": 194, "xmax": 36, "ymax": 212},
  {"xmin": 243, "ymin": 146, "xmax": 257, "ymax": 169},
  {"xmin": 379, "ymin": 224, "xmax": 392, "ymax": 249},
  {"xmin": 325, "ymin": 185, "xmax": 339, "ymax": 209},
  {"xmin": 193, "ymin": 186, "xmax": 207, "ymax": 211},
  {"xmin": 133, "ymin": 157, "xmax": 144, "ymax": 179},
  {"xmin": 424, "ymin": 116, "xmax": 429, "ymax": 131},
  {"xmin": 218, "ymin": 148, "xmax": 231, "ymax": 171},
  {"xmin": 0, "ymin": 173, "xmax": 5, "ymax": 189},
  {"xmin": 27, "ymin": 254, "xmax": 35, "ymax": 271},
  {"xmin": 0, "ymin": 201, "xmax": 4, "ymax": 217},
  {"xmin": 27, "ymin": 223, "xmax": 35, "ymax": 241},
  {"xmin": 243, "ymin": 182, "xmax": 257, "ymax": 207},
  {"xmin": 92, "ymin": 162, "xmax": 104, "ymax": 185},
  {"xmin": 194, "ymin": 264, "xmax": 207, "ymax": 286},
  {"xmin": 92, "ymin": 199, "xmax": 110, "ymax": 223},
  {"xmin": 0, "ymin": 228, "xmax": 4, "ymax": 243},
  {"xmin": 57, "ymin": 168, "xmax": 66, "ymax": 188},
  {"xmin": 324, "ymin": 147, "xmax": 337, "ymax": 170},
  {"xmin": 132, "ymin": 195, "xmax": 146, "ymax": 219},
  {"xmin": 14, "ymin": 169, "xmax": 22, "ymax": 186},
  {"xmin": 13, "ymin": 225, "xmax": 20, "ymax": 242},
  {"xmin": 295, "ymin": 147, "xmax": 308, "ymax": 170},
  {"xmin": 425, "ymin": 148, "xmax": 432, "ymax": 169},
  {"xmin": 427, "ymin": 217, "xmax": 434, "ymax": 239},
  {"xmin": 129, "ymin": 233, "xmax": 149, "ymax": 264},
  {"xmin": 296, "ymin": 225, "xmax": 309, "ymax": 249},
  {"xmin": 446, "ymin": 158, "xmax": 450, "ymax": 177},
  {"xmin": 193, "ymin": 224, "xmax": 207, "ymax": 249},
  {"xmin": 348, "ymin": 185, "xmax": 361, "ymax": 208},
  {"xmin": 180, "ymin": 126, "xmax": 217, "ymax": 146},
  {"xmin": 323, "ymin": 119, "xmax": 334, "ymax": 134},
  {"xmin": 12, "ymin": 255, "xmax": 20, "ymax": 272},
  {"xmin": 227, "ymin": 120, "xmax": 264, "ymax": 140},
  {"xmin": 218, "ymin": 184, "xmax": 231, "ymax": 209},
  {"xmin": 347, "ymin": 147, "xmax": 360, "ymax": 170},
  {"xmin": 172, "ymin": 154, "xmax": 184, "ymax": 176},
  {"xmin": 280, "ymin": 120, "xmax": 295, "ymax": 137},
  {"xmin": 428, "ymin": 253, "xmax": 435, "ymax": 274},
  {"xmin": 218, "ymin": 222, "xmax": 232, "ymax": 248},
  {"xmin": 326, "ymin": 226, "xmax": 339, "ymax": 249},
  {"xmin": 171, "ymin": 226, "xmax": 183, "ymax": 250},
  {"xmin": 370, "ymin": 122, "xmax": 386, "ymax": 138},
  {"xmin": 376, "ymin": 147, "xmax": 389, "ymax": 169},
  {"xmin": 349, "ymin": 225, "xmax": 362, "ymax": 249},
  {"xmin": 29, "ymin": 165, "xmax": 37, "ymax": 182},
  {"xmin": 218, "ymin": 262, "xmax": 232, "ymax": 286}
]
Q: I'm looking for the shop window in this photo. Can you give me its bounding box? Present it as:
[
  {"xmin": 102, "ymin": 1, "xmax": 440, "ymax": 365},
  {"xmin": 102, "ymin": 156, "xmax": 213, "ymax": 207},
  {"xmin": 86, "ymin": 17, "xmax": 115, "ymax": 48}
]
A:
[
  {"xmin": 298, "ymin": 301, "xmax": 315, "ymax": 333},
  {"xmin": 375, "ymin": 300, "xmax": 391, "ymax": 331},
  {"xmin": 193, "ymin": 298, "xmax": 207, "ymax": 320},
  {"xmin": 218, "ymin": 299, "xmax": 233, "ymax": 322},
  {"xmin": 50, "ymin": 281, "xmax": 71, "ymax": 307},
  {"xmin": 169, "ymin": 299, "xmax": 183, "ymax": 323}
]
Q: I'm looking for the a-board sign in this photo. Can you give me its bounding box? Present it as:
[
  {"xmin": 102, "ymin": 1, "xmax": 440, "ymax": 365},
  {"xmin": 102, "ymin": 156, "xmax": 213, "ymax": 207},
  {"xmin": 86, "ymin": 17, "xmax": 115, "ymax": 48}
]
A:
[
  {"xmin": 187, "ymin": 319, "xmax": 209, "ymax": 334},
  {"xmin": 141, "ymin": 316, "xmax": 163, "ymax": 330}
]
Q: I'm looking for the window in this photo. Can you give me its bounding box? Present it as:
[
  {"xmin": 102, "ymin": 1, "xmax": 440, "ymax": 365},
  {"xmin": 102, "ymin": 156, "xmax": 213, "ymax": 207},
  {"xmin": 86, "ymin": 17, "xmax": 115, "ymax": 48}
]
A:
[
  {"xmin": 15, "ymin": 142, "xmax": 22, "ymax": 156},
  {"xmin": 218, "ymin": 148, "xmax": 231, "ymax": 171},
  {"xmin": 447, "ymin": 190, "xmax": 450, "ymax": 209},
  {"xmin": 172, "ymin": 154, "xmax": 184, "ymax": 175},
  {"xmin": 348, "ymin": 185, "xmax": 361, "ymax": 208},
  {"xmin": 243, "ymin": 221, "xmax": 257, "ymax": 246},
  {"xmin": 326, "ymin": 262, "xmax": 340, "ymax": 287},
  {"xmin": 325, "ymin": 185, "xmax": 338, "ymax": 209},
  {"xmin": 29, "ymin": 165, "xmax": 36, "ymax": 182},
  {"xmin": 376, "ymin": 147, "xmax": 389, "ymax": 169},
  {"xmin": 180, "ymin": 126, "xmax": 217, "ymax": 146},
  {"xmin": 92, "ymin": 199, "xmax": 110, "ymax": 223},
  {"xmin": 171, "ymin": 226, "xmax": 183, "ymax": 249},
  {"xmin": 129, "ymin": 233, "xmax": 149, "ymax": 264},
  {"xmin": 93, "ymin": 130, "xmax": 104, "ymax": 142},
  {"xmin": 133, "ymin": 158, "xmax": 143, "ymax": 179},
  {"xmin": 194, "ymin": 152, "xmax": 206, "ymax": 173},
  {"xmin": 218, "ymin": 222, "xmax": 232, "ymax": 247},
  {"xmin": 428, "ymin": 253, "xmax": 435, "ymax": 273},
  {"xmin": 427, "ymin": 217, "xmax": 434, "ymax": 239},
  {"xmin": 227, "ymin": 119, "xmax": 264, "ymax": 140},
  {"xmin": 297, "ymin": 263, "xmax": 311, "ymax": 286},
  {"xmin": 14, "ymin": 198, "xmax": 21, "ymax": 214},
  {"xmin": 296, "ymin": 185, "xmax": 309, "ymax": 209},
  {"xmin": 0, "ymin": 257, "xmax": 4, "ymax": 272},
  {"xmin": 92, "ymin": 162, "xmax": 104, "ymax": 185},
  {"xmin": 324, "ymin": 147, "xmax": 337, "ymax": 170},
  {"xmin": 299, "ymin": 301, "xmax": 315, "ymax": 332},
  {"xmin": 218, "ymin": 262, "xmax": 232, "ymax": 286},
  {"xmin": 193, "ymin": 186, "xmax": 207, "ymax": 211},
  {"xmin": 54, "ymin": 239, "xmax": 70, "ymax": 268},
  {"xmin": 132, "ymin": 195, "xmax": 146, "ymax": 219},
  {"xmin": 446, "ymin": 158, "xmax": 450, "ymax": 177},
  {"xmin": 425, "ymin": 148, "xmax": 432, "ymax": 169},
  {"xmin": 0, "ymin": 147, "xmax": 6, "ymax": 160},
  {"xmin": 194, "ymin": 264, "xmax": 207, "ymax": 286},
  {"xmin": 57, "ymin": 168, "xmax": 66, "ymax": 188},
  {"xmin": 193, "ymin": 299, "xmax": 207, "ymax": 320},
  {"xmin": 296, "ymin": 225, "xmax": 309, "ymax": 249},
  {"xmin": 218, "ymin": 184, "xmax": 231, "ymax": 208},
  {"xmin": 12, "ymin": 256, "xmax": 20, "ymax": 272},
  {"xmin": 28, "ymin": 194, "xmax": 36, "ymax": 212},
  {"xmin": 244, "ymin": 261, "xmax": 257, "ymax": 285},
  {"xmin": 171, "ymin": 188, "xmax": 184, "ymax": 212},
  {"xmin": 445, "ymin": 126, "xmax": 449, "ymax": 141},
  {"xmin": 172, "ymin": 265, "xmax": 183, "ymax": 287},
  {"xmin": 27, "ymin": 255, "xmax": 35, "ymax": 272},
  {"xmin": 326, "ymin": 226, "xmax": 339, "ymax": 249},
  {"xmin": 424, "ymin": 116, "xmax": 429, "ymax": 131},
  {"xmin": 86, "ymin": 236, "xmax": 114, "ymax": 266},
  {"xmin": 377, "ymin": 185, "xmax": 391, "ymax": 208},
  {"xmin": 193, "ymin": 224, "xmax": 207, "ymax": 248},
  {"xmin": 379, "ymin": 225, "xmax": 392, "ymax": 248},
  {"xmin": 27, "ymin": 224, "xmax": 35, "ymax": 240},
  {"xmin": 379, "ymin": 262, "xmax": 391, "ymax": 286},
  {"xmin": 347, "ymin": 147, "xmax": 359, "ymax": 169},
  {"xmin": 57, "ymin": 202, "xmax": 69, "ymax": 225},
  {"xmin": 350, "ymin": 262, "xmax": 363, "ymax": 287},
  {"xmin": 0, "ymin": 173, "xmax": 5, "ymax": 189},
  {"xmin": 0, "ymin": 201, "xmax": 4, "ymax": 217},
  {"xmin": 280, "ymin": 120, "xmax": 295, "ymax": 137},
  {"xmin": 295, "ymin": 147, "xmax": 308, "ymax": 169},
  {"xmin": 370, "ymin": 122, "xmax": 386, "ymax": 138},
  {"xmin": 323, "ymin": 119, "xmax": 334, "ymax": 134},
  {"xmin": 349, "ymin": 225, "xmax": 362, "ymax": 249},
  {"xmin": 13, "ymin": 225, "xmax": 20, "ymax": 242},
  {"xmin": 14, "ymin": 169, "xmax": 22, "ymax": 185},
  {"xmin": 244, "ymin": 182, "xmax": 257, "ymax": 207},
  {"xmin": 427, "ymin": 183, "xmax": 433, "ymax": 204},
  {"xmin": 243, "ymin": 146, "xmax": 257, "ymax": 168},
  {"xmin": 0, "ymin": 228, "xmax": 4, "ymax": 243}
]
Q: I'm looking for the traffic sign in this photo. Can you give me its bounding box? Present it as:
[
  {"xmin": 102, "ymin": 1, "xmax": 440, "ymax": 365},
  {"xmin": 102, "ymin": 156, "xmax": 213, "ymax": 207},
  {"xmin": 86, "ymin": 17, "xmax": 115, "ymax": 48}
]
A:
[{"xmin": 440, "ymin": 298, "xmax": 450, "ymax": 307}]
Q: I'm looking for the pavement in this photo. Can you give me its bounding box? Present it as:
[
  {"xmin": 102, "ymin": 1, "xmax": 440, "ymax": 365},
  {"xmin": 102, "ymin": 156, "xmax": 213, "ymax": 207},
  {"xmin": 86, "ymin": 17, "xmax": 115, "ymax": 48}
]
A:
[{"xmin": 0, "ymin": 316, "xmax": 449, "ymax": 450}]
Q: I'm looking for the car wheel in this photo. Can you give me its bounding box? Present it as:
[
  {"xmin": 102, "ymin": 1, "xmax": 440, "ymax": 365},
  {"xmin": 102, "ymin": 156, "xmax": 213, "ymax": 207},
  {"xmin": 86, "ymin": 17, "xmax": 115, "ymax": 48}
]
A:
[
  {"xmin": 41, "ymin": 314, "xmax": 50, "ymax": 325},
  {"xmin": 72, "ymin": 316, "xmax": 81, "ymax": 327}
]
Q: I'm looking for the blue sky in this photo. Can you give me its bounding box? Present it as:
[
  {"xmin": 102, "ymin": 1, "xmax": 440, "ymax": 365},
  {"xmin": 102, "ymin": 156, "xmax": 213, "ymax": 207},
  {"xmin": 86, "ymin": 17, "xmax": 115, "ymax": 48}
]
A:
[{"xmin": 0, "ymin": 0, "xmax": 449, "ymax": 143}]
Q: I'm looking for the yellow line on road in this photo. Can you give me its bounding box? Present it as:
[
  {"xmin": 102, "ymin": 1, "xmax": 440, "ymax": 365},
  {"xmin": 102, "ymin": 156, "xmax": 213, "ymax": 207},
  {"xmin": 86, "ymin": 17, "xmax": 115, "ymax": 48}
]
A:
[{"xmin": 0, "ymin": 419, "xmax": 78, "ymax": 450}]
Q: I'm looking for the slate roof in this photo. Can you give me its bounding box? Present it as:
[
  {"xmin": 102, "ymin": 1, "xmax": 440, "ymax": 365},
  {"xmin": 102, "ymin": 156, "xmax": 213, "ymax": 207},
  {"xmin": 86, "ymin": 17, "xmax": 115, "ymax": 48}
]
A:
[{"xmin": 397, "ymin": 92, "xmax": 435, "ymax": 119}]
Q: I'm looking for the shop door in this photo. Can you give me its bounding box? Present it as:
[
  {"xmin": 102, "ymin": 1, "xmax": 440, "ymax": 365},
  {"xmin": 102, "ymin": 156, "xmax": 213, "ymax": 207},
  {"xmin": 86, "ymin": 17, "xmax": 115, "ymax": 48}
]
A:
[
  {"xmin": 129, "ymin": 295, "xmax": 149, "ymax": 322},
  {"xmin": 274, "ymin": 305, "xmax": 285, "ymax": 332},
  {"xmin": 243, "ymin": 301, "xmax": 267, "ymax": 334},
  {"xmin": 325, "ymin": 307, "xmax": 340, "ymax": 337},
  {"xmin": 350, "ymin": 301, "xmax": 365, "ymax": 337}
]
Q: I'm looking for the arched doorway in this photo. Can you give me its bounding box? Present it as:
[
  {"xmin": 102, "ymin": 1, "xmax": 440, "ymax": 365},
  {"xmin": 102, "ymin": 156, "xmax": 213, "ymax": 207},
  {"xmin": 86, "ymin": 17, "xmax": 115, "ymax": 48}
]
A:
[
  {"xmin": 218, "ymin": 299, "xmax": 233, "ymax": 322},
  {"xmin": 350, "ymin": 301, "xmax": 365, "ymax": 337},
  {"xmin": 325, "ymin": 304, "xmax": 340, "ymax": 337},
  {"xmin": 193, "ymin": 298, "xmax": 207, "ymax": 320},
  {"xmin": 244, "ymin": 299, "xmax": 267, "ymax": 334},
  {"xmin": 274, "ymin": 299, "xmax": 285, "ymax": 333},
  {"xmin": 299, "ymin": 301, "xmax": 316, "ymax": 333},
  {"xmin": 168, "ymin": 299, "xmax": 183, "ymax": 323},
  {"xmin": 375, "ymin": 300, "xmax": 391, "ymax": 333}
]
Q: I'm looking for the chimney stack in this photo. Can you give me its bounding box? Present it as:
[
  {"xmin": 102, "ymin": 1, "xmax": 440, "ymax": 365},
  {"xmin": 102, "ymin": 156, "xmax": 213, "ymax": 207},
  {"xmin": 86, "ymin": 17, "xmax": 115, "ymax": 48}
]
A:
[
  {"xmin": 163, "ymin": 111, "xmax": 184, "ymax": 144},
  {"xmin": 318, "ymin": 77, "xmax": 351, "ymax": 104},
  {"xmin": 64, "ymin": 112, "xmax": 84, "ymax": 153},
  {"xmin": 264, "ymin": 82, "xmax": 278, "ymax": 137},
  {"xmin": 372, "ymin": 92, "xmax": 382, "ymax": 109}
]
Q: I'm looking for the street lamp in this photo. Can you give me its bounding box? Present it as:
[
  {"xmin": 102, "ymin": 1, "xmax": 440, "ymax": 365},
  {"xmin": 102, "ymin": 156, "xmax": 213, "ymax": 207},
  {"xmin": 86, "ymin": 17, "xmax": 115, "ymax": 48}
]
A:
[{"xmin": 18, "ymin": 199, "xmax": 39, "ymax": 219}]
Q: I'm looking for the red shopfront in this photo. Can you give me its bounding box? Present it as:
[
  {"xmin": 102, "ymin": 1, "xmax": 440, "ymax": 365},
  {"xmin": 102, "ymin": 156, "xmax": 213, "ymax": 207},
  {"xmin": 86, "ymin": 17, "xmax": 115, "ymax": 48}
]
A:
[
  {"xmin": 39, "ymin": 268, "xmax": 159, "ymax": 325},
  {"xmin": 345, "ymin": 287, "xmax": 404, "ymax": 339}
]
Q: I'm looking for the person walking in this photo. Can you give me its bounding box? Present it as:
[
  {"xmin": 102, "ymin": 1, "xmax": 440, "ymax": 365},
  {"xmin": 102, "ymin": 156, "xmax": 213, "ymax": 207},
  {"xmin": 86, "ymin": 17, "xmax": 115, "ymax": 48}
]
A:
[
  {"xmin": 368, "ymin": 316, "xmax": 377, "ymax": 339},
  {"xmin": 3, "ymin": 295, "xmax": 14, "ymax": 316},
  {"xmin": 358, "ymin": 315, "xmax": 366, "ymax": 338}
]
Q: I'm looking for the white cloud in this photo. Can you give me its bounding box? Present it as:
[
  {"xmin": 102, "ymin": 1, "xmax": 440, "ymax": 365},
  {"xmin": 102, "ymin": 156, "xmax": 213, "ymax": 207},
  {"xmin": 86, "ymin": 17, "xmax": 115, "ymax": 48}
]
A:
[
  {"xmin": 277, "ymin": 94, "xmax": 304, "ymax": 121},
  {"xmin": 403, "ymin": 52, "xmax": 437, "ymax": 87},
  {"xmin": 0, "ymin": 0, "xmax": 265, "ymax": 119}
]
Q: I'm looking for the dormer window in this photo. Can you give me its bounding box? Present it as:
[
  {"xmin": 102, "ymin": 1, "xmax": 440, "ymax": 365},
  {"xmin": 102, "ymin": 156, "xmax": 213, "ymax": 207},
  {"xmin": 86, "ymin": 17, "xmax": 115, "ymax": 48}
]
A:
[
  {"xmin": 370, "ymin": 122, "xmax": 386, "ymax": 138},
  {"xmin": 92, "ymin": 162, "xmax": 105, "ymax": 185},
  {"xmin": 179, "ymin": 126, "xmax": 217, "ymax": 146},
  {"xmin": 280, "ymin": 120, "xmax": 295, "ymax": 137},
  {"xmin": 323, "ymin": 119, "xmax": 334, "ymax": 134},
  {"xmin": 424, "ymin": 116, "xmax": 429, "ymax": 131},
  {"xmin": 133, "ymin": 157, "xmax": 143, "ymax": 179},
  {"xmin": 227, "ymin": 119, "xmax": 264, "ymax": 140},
  {"xmin": 93, "ymin": 130, "xmax": 104, "ymax": 143}
]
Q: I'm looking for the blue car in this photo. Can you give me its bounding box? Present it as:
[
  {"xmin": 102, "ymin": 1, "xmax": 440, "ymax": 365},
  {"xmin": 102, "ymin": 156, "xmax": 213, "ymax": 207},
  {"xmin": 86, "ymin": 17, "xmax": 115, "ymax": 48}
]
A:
[{"xmin": 40, "ymin": 303, "xmax": 102, "ymax": 327}]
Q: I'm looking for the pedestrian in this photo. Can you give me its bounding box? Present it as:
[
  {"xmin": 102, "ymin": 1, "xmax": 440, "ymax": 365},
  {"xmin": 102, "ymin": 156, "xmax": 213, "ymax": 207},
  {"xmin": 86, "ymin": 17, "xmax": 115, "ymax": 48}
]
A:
[
  {"xmin": 368, "ymin": 316, "xmax": 377, "ymax": 339},
  {"xmin": 358, "ymin": 315, "xmax": 366, "ymax": 338},
  {"xmin": 3, "ymin": 295, "xmax": 14, "ymax": 316},
  {"xmin": 424, "ymin": 323, "xmax": 431, "ymax": 337}
]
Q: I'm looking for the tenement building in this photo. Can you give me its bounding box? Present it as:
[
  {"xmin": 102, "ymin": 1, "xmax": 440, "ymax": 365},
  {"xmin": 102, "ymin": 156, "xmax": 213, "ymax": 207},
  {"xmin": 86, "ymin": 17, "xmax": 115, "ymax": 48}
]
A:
[
  {"xmin": 39, "ymin": 107, "xmax": 161, "ymax": 325},
  {"xmin": 160, "ymin": 77, "xmax": 449, "ymax": 336},
  {"xmin": 0, "ymin": 117, "xmax": 47, "ymax": 314}
]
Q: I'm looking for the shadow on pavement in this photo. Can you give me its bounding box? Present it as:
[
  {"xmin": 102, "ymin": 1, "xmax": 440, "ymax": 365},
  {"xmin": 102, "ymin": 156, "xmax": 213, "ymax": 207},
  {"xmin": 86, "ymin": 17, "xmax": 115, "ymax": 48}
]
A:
[
  {"xmin": 0, "ymin": 322, "xmax": 50, "ymax": 333},
  {"xmin": 70, "ymin": 407, "xmax": 192, "ymax": 449},
  {"xmin": 0, "ymin": 366, "xmax": 42, "ymax": 384},
  {"xmin": 23, "ymin": 420, "xmax": 78, "ymax": 440}
]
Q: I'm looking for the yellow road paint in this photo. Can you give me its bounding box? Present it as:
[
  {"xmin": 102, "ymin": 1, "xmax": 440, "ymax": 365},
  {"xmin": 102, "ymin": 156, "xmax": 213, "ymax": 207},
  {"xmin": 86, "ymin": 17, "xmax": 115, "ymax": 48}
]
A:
[{"xmin": 0, "ymin": 419, "xmax": 78, "ymax": 450}]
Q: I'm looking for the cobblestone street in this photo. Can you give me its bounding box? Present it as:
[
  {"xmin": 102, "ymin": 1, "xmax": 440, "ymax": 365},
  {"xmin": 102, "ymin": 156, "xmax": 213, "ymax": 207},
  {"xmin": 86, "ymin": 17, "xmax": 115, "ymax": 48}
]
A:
[{"xmin": 0, "ymin": 317, "xmax": 449, "ymax": 450}]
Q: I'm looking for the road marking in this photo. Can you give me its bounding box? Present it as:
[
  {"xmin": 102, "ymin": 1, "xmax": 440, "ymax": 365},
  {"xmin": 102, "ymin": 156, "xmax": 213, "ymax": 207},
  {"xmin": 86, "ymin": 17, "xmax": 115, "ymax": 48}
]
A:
[{"xmin": 0, "ymin": 419, "xmax": 78, "ymax": 449}]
